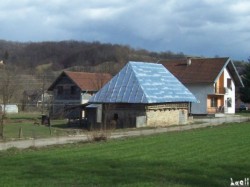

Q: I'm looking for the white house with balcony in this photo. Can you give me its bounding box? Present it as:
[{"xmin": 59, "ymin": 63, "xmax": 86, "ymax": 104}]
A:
[{"xmin": 162, "ymin": 57, "xmax": 244, "ymax": 115}]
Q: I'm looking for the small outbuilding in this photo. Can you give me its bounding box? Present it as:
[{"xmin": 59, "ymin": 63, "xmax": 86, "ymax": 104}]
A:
[
  {"xmin": 88, "ymin": 61, "xmax": 197, "ymax": 128},
  {"xmin": 0, "ymin": 104, "xmax": 18, "ymax": 114}
]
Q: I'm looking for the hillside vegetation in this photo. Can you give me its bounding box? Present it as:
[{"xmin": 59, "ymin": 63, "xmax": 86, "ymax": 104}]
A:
[{"xmin": 0, "ymin": 40, "xmax": 185, "ymax": 74}]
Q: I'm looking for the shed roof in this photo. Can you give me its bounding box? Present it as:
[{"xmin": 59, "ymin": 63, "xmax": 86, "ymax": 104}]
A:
[
  {"xmin": 48, "ymin": 71, "xmax": 112, "ymax": 91},
  {"xmin": 89, "ymin": 61, "xmax": 197, "ymax": 104},
  {"xmin": 162, "ymin": 57, "xmax": 244, "ymax": 86}
]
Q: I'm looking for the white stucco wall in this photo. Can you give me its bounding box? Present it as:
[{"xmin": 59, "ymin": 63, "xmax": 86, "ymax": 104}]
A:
[
  {"xmin": 224, "ymin": 68, "xmax": 235, "ymax": 114},
  {"xmin": 186, "ymin": 84, "xmax": 214, "ymax": 114}
]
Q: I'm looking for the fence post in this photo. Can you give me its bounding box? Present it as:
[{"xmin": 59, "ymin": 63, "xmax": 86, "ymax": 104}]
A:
[{"xmin": 19, "ymin": 127, "xmax": 23, "ymax": 139}]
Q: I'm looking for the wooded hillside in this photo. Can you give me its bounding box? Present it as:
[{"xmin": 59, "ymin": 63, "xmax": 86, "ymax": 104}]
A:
[{"xmin": 0, "ymin": 40, "xmax": 185, "ymax": 75}]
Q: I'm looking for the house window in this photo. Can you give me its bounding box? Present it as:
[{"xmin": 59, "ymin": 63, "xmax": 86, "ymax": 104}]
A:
[
  {"xmin": 214, "ymin": 83, "xmax": 217, "ymax": 93},
  {"xmin": 227, "ymin": 98, "xmax": 232, "ymax": 107},
  {"xmin": 71, "ymin": 86, "xmax": 77, "ymax": 95},
  {"xmin": 227, "ymin": 78, "xmax": 232, "ymax": 89},
  {"xmin": 57, "ymin": 86, "xmax": 63, "ymax": 95},
  {"xmin": 211, "ymin": 97, "xmax": 217, "ymax": 107}
]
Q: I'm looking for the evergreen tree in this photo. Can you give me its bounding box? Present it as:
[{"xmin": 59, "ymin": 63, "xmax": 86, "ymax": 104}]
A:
[{"xmin": 240, "ymin": 58, "xmax": 250, "ymax": 103}]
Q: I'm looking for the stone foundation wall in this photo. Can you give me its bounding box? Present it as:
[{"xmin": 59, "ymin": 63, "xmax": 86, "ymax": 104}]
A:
[{"xmin": 146, "ymin": 108, "xmax": 188, "ymax": 127}]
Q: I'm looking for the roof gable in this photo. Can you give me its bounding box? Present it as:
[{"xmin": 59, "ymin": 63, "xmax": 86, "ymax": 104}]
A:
[
  {"xmin": 48, "ymin": 71, "xmax": 112, "ymax": 91},
  {"xmin": 162, "ymin": 58, "xmax": 228, "ymax": 84},
  {"xmin": 162, "ymin": 57, "xmax": 244, "ymax": 87},
  {"xmin": 89, "ymin": 61, "xmax": 197, "ymax": 104}
]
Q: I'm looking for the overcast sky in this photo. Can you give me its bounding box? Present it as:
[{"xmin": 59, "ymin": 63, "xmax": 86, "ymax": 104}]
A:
[{"xmin": 0, "ymin": 0, "xmax": 249, "ymax": 61}]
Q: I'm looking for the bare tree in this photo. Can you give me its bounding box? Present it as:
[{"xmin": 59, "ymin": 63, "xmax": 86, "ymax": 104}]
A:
[{"xmin": 0, "ymin": 65, "xmax": 20, "ymax": 139}]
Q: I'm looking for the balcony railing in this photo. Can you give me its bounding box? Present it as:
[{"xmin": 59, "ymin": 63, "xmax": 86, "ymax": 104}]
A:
[
  {"xmin": 207, "ymin": 106, "xmax": 224, "ymax": 114},
  {"xmin": 215, "ymin": 87, "xmax": 225, "ymax": 94},
  {"xmin": 55, "ymin": 94, "xmax": 80, "ymax": 100}
]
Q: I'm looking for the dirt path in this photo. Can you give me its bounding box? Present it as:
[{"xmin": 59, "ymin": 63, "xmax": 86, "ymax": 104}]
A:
[{"xmin": 0, "ymin": 115, "xmax": 249, "ymax": 151}]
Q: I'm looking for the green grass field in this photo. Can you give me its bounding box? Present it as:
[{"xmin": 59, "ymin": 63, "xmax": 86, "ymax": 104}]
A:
[
  {"xmin": 2, "ymin": 113, "xmax": 74, "ymax": 140},
  {"xmin": 0, "ymin": 122, "xmax": 249, "ymax": 186}
]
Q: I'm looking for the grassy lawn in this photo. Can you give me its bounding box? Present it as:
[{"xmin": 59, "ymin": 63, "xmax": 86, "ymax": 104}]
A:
[
  {"xmin": 236, "ymin": 111, "xmax": 250, "ymax": 116},
  {"xmin": 2, "ymin": 112, "xmax": 73, "ymax": 140},
  {"xmin": 0, "ymin": 122, "xmax": 249, "ymax": 186}
]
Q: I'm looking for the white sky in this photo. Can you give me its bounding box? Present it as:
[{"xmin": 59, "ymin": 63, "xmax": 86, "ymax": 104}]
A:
[{"xmin": 0, "ymin": 0, "xmax": 250, "ymax": 60}]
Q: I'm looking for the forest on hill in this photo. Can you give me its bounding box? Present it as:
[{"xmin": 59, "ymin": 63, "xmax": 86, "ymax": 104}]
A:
[{"xmin": 0, "ymin": 40, "xmax": 185, "ymax": 75}]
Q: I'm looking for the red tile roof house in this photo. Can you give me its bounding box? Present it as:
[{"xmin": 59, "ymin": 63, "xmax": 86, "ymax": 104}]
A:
[
  {"xmin": 162, "ymin": 57, "xmax": 244, "ymax": 115},
  {"xmin": 48, "ymin": 71, "xmax": 112, "ymax": 119}
]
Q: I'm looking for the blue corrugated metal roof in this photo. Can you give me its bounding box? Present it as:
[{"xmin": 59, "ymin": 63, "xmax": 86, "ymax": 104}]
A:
[{"xmin": 89, "ymin": 61, "xmax": 197, "ymax": 104}]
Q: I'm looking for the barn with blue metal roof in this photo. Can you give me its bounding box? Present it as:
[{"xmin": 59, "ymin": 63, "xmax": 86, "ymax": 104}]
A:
[{"xmin": 88, "ymin": 61, "xmax": 197, "ymax": 128}]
